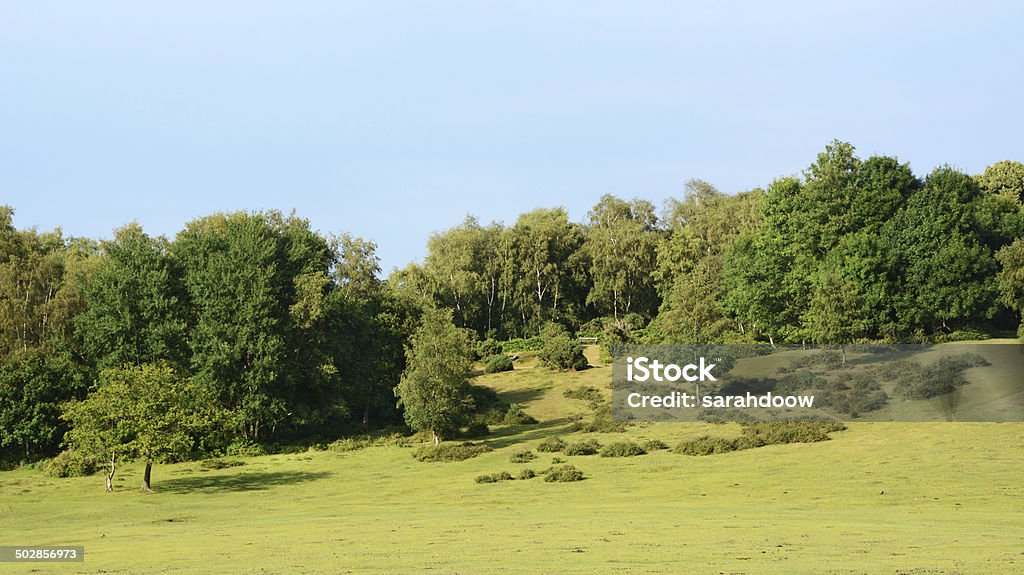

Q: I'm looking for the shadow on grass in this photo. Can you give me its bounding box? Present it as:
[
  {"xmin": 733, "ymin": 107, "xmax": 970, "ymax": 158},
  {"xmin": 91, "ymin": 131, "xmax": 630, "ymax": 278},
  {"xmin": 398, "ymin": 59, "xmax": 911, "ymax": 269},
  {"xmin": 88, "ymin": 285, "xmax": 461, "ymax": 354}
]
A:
[
  {"xmin": 157, "ymin": 470, "xmax": 331, "ymax": 494},
  {"xmin": 482, "ymin": 418, "xmax": 574, "ymax": 450},
  {"xmin": 496, "ymin": 385, "xmax": 548, "ymax": 405}
]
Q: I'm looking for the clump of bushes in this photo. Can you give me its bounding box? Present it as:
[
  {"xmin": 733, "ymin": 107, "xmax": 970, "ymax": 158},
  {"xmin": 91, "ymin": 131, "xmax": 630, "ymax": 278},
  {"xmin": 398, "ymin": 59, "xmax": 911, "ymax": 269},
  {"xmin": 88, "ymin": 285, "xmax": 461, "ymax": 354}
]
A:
[
  {"xmin": 199, "ymin": 458, "xmax": 245, "ymax": 470},
  {"xmin": 537, "ymin": 437, "xmax": 566, "ymax": 452},
  {"xmin": 517, "ymin": 468, "xmax": 537, "ymax": 480},
  {"xmin": 328, "ymin": 432, "xmax": 414, "ymax": 452},
  {"xmin": 44, "ymin": 450, "xmax": 99, "ymax": 478},
  {"xmin": 501, "ymin": 337, "xmax": 544, "ymax": 353},
  {"xmin": 503, "ymin": 403, "xmax": 538, "ymax": 425},
  {"xmin": 483, "ymin": 354, "xmax": 514, "ymax": 374},
  {"xmin": 882, "ymin": 353, "xmax": 989, "ymax": 400},
  {"xmin": 563, "ymin": 439, "xmax": 601, "ymax": 456},
  {"xmin": 600, "ymin": 441, "xmax": 647, "ymax": 457},
  {"xmin": 509, "ymin": 450, "xmax": 536, "ymax": 463},
  {"xmin": 538, "ymin": 323, "xmax": 589, "ymax": 371},
  {"xmin": 475, "ymin": 471, "xmax": 514, "ymax": 484},
  {"xmin": 225, "ymin": 439, "xmax": 267, "ymax": 457},
  {"xmin": 674, "ymin": 421, "xmax": 847, "ymax": 456},
  {"xmin": 414, "ymin": 442, "xmax": 492, "ymax": 462},
  {"xmin": 642, "ymin": 439, "xmax": 669, "ymax": 451},
  {"xmin": 476, "ymin": 338, "xmax": 503, "ymax": 359},
  {"xmin": 571, "ymin": 403, "xmax": 627, "ymax": 433},
  {"xmin": 462, "ymin": 422, "xmax": 491, "ymax": 438},
  {"xmin": 563, "ymin": 386, "xmax": 604, "ymax": 406},
  {"xmin": 543, "ymin": 464, "xmax": 585, "ymax": 482},
  {"xmin": 816, "ymin": 373, "xmax": 889, "ymax": 417}
]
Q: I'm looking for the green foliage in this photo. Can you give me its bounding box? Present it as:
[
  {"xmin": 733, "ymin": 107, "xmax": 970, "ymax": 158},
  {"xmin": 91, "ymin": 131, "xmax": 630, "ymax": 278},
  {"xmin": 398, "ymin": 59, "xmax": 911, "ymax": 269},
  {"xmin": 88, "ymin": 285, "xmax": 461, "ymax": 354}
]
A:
[
  {"xmin": 43, "ymin": 450, "xmax": 99, "ymax": 478},
  {"xmin": 599, "ymin": 441, "xmax": 647, "ymax": 457},
  {"xmin": 462, "ymin": 422, "xmax": 491, "ymax": 438},
  {"xmin": 500, "ymin": 337, "xmax": 544, "ymax": 353},
  {"xmin": 883, "ymin": 353, "xmax": 990, "ymax": 400},
  {"xmin": 62, "ymin": 364, "xmax": 229, "ymax": 488},
  {"xmin": 516, "ymin": 468, "xmax": 537, "ymax": 480},
  {"xmin": 543, "ymin": 464, "xmax": 585, "ymax": 482},
  {"xmin": 816, "ymin": 374, "xmax": 889, "ymax": 417},
  {"xmin": 675, "ymin": 422, "xmax": 846, "ymax": 456},
  {"xmin": 538, "ymin": 323, "xmax": 588, "ymax": 371},
  {"xmin": 642, "ymin": 439, "xmax": 669, "ymax": 451},
  {"xmin": 474, "ymin": 471, "xmax": 514, "ymax": 484},
  {"xmin": 509, "ymin": 450, "xmax": 536, "ymax": 463},
  {"xmin": 536, "ymin": 437, "xmax": 566, "ymax": 453},
  {"xmin": 0, "ymin": 351, "xmax": 85, "ymax": 460},
  {"xmin": 413, "ymin": 442, "xmax": 491, "ymax": 462},
  {"xmin": 225, "ymin": 439, "xmax": 267, "ymax": 458},
  {"xmin": 395, "ymin": 307, "xmax": 475, "ymax": 443},
  {"xmin": 482, "ymin": 354, "xmax": 513, "ymax": 374},
  {"xmin": 476, "ymin": 339, "xmax": 503, "ymax": 359},
  {"xmin": 502, "ymin": 403, "xmax": 538, "ymax": 425},
  {"xmin": 563, "ymin": 386, "xmax": 603, "ymax": 406},
  {"xmin": 571, "ymin": 403, "xmax": 627, "ymax": 433},
  {"xmin": 563, "ymin": 439, "xmax": 601, "ymax": 456}
]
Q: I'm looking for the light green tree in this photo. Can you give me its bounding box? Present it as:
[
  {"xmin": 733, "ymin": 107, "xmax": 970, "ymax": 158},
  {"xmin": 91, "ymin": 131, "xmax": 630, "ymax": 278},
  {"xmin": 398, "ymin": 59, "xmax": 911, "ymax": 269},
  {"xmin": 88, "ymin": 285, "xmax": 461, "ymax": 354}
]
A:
[
  {"xmin": 62, "ymin": 364, "xmax": 225, "ymax": 492},
  {"xmin": 394, "ymin": 308, "xmax": 473, "ymax": 445}
]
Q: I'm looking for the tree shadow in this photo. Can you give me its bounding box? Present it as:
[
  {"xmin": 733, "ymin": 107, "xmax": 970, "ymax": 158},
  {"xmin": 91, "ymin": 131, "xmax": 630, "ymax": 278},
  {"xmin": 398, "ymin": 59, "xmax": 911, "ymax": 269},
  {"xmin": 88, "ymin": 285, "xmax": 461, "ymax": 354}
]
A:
[
  {"xmin": 482, "ymin": 418, "xmax": 574, "ymax": 450},
  {"xmin": 157, "ymin": 470, "xmax": 331, "ymax": 494},
  {"xmin": 497, "ymin": 385, "xmax": 548, "ymax": 405}
]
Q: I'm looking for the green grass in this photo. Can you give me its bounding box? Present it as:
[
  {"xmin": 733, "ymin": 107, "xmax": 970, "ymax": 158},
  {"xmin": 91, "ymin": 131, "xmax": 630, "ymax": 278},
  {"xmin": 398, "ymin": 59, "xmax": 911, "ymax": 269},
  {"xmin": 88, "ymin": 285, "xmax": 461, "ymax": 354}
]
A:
[{"xmin": 3, "ymin": 344, "xmax": 1023, "ymax": 574}]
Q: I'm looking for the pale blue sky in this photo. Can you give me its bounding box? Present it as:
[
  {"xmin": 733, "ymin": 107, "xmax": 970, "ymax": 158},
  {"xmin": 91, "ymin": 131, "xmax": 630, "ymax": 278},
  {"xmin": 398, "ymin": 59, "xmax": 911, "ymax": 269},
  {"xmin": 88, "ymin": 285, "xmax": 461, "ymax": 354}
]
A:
[{"xmin": 2, "ymin": 1, "xmax": 1022, "ymax": 272}]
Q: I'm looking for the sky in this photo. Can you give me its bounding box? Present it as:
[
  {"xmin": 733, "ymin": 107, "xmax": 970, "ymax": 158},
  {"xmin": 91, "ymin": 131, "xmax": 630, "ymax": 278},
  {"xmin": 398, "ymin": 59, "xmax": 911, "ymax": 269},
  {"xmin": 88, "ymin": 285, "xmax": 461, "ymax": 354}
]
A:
[{"xmin": 2, "ymin": 1, "xmax": 1023, "ymax": 272}]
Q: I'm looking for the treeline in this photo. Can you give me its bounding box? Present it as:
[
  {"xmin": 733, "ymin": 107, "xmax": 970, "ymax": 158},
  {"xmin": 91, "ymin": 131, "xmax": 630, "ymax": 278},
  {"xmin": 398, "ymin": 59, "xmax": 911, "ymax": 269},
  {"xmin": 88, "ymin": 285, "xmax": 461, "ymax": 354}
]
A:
[
  {"xmin": 0, "ymin": 210, "xmax": 417, "ymax": 464},
  {"xmin": 394, "ymin": 142, "xmax": 1024, "ymax": 346},
  {"xmin": 2, "ymin": 140, "xmax": 1024, "ymax": 466}
]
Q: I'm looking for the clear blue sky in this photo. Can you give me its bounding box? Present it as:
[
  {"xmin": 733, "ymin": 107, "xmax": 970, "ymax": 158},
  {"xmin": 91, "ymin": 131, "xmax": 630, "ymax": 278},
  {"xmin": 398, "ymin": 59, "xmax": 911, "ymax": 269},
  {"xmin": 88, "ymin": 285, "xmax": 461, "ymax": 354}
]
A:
[{"xmin": 2, "ymin": 1, "xmax": 1022, "ymax": 272}]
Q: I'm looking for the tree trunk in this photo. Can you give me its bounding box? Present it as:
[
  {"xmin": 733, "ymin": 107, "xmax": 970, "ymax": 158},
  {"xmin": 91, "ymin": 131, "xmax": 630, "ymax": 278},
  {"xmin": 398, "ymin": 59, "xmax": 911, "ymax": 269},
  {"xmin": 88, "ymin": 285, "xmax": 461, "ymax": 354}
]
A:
[
  {"xmin": 362, "ymin": 402, "xmax": 370, "ymax": 430},
  {"xmin": 142, "ymin": 462, "xmax": 153, "ymax": 492},
  {"xmin": 106, "ymin": 452, "xmax": 115, "ymax": 493},
  {"xmin": 432, "ymin": 430, "xmax": 440, "ymax": 445}
]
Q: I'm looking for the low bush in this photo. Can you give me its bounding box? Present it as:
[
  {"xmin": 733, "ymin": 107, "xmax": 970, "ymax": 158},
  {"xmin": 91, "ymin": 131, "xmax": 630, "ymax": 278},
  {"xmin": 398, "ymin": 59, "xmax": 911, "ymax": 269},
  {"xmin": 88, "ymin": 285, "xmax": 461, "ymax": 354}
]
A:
[
  {"xmin": 509, "ymin": 450, "xmax": 536, "ymax": 463},
  {"xmin": 483, "ymin": 354, "xmax": 514, "ymax": 374},
  {"xmin": 550, "ymin": 457, "xmax": 565, "ymax": 464},
  {"xmin": 563, "ymin": 386, "xmax": 604, "ymax": 406},
  {"xmin": 673, "ymin": 436, "xmax": 744, "ymax": 456},
  {"xmin": 475, "ymin": 471, "xmax": 514, "ymax": 484},
  {"xmin": 544, "ymin": 464, "xmax": 585, "ymax": 482},
  {"xmin": 462, "ymin": 422, "xmax": 491, "ymax": 438},
  {"xmin": 642, "ymin": 439, "xmax": 669, "ymax": 451},
  {"xmin": 563, "ymin": 439, "xmax": 601, "ymax": 456},
  {"xmin": 225, "ymin": 439, "xmax": 267, "ymax": 457},
  {"xmin": 199, "ymin": 458, "xmax": 245, "ymax": 470},
  {"xmin": 414, "ymin": 442, "xmax": 492, "ymax": 462},
  {"xmin": 503, "ymin": 403, "xmax": 538, "ymax": 425},
  {"xmin": 44, "ymin": 450, "xmax": 99, "ymax": 478},
  {"xmin": 517, "ymin": 468, "xmax": 537, "ymax": 480},
  {"xmin": 674, "ymin": 421, "xmax": 847, "ymax": 456},
  {"xmin": 537, "ymin": 437, "xmax": 566, "ymax": 452},
  {"xmin": 501, "ymin": 337, "xmax": 544, "ymax": 353},
  {"xmin": 476, "ymin": 338, "xmax": 503, "ymax": 359},
  {"xmin": 600, "ymin": 441, "xmax": 647, "ymax": 457},
  {"xmin": 571, "ymin": 404, "xmax": 627, "ymax": 433},
  {"xmin": 539, "ymin": 323, "xmax": 589, "ymax": 371}
]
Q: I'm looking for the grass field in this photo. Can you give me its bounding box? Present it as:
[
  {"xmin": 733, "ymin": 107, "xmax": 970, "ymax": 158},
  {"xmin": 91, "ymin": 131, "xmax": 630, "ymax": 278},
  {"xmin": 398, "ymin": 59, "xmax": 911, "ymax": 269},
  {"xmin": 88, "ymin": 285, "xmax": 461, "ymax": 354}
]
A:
[{"xmin": 3, "ymin": 347, "xmax": 1023, "ymax": 574}]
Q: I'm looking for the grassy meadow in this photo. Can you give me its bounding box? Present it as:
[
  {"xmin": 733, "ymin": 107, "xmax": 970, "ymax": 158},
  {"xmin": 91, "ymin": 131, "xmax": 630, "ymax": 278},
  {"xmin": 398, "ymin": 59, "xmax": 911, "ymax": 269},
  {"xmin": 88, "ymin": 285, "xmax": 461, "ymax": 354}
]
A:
[{"xmin": 3, "ymin": 346, "xmax": 1023, "ymax": 574}]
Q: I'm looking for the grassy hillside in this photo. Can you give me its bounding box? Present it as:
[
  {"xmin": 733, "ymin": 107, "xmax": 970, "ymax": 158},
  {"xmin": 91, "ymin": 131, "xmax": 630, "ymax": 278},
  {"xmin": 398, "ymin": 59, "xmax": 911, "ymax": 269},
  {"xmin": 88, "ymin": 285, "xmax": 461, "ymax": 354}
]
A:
[{"xmin": 3, "ymin": 346, "xmax": 1023, "ymax": 574}]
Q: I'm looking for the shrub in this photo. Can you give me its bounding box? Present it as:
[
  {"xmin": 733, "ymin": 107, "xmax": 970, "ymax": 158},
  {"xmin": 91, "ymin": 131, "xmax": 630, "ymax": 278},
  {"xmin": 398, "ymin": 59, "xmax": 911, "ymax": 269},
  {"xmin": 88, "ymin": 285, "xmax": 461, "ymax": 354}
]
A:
[
  {"xmin": 44, "ymin": 450, "xmax": 99, "ymax": 478},
  {"xmin": 328, "ymin": 437, "xmax": 371, "ymax": 452},
  {"xmin": 503, "ymin": 403, "xmax": 538, "ymax": 425},
  {"xmin": 673, "ymin": 436, "xmax": 743, "ymax": 456},
  {"xmin": 476, "ymin": 339, "xmax": 503, "ymax": 359},
  {"xmin": 571, "ymin": 404, "xmax": 627, "ymax": 433},
  {"xmin": 463, "ymin": 422, "xmax": 491, "ymax": 438},
  {"xmin": 563, "ymin": 386, "xmax": 604, "ymax": 406},
  {"xmin": 544, "ymin": 464, "xmax": 585, "ymax": 482},
  {"xmin": 483, "ymin": 354, "xmax": 514, "ymax": 374},
  {"xmin": 509, "ymin": 450, "xmax": 537, "ymax": 463},
  {"xmin": 537, "ymin": 437, "xmax": 566, "ymax": 453},
  {"xmin": 740, "ymin": 421, "xmax": 845, "ymax": 445},
  {"xmin": 600, "ymin": 441, "xmax": 647, "ymax": 457},
  {"xmin": 226, "ymin": 439, "xmax": 267, "ymax": 457},
  {"xmin": 501, "ymin": 337, "xmax": 544, "ymax": 353},
  {"xmin": 414, "ymin": 442, "xmax": 492, "ymax": 462},
  {"xmin": 550, "ymin": 457, "xmax": 565, "ymax": 464},
  {"xmin": 475, "ymin": 471, "xmax": 514, "ymax": 484},
  {"xmin": 642, "ymin": 439, "xmax": 669, "ymax": 451},
  {"xmin": 538, "ymin": 323, "xmax": 589, "ymax": 371},
  {"xmin": 517, "ymin": 468, "xmax": 537, "ymax": 480},
  {"xmin": 199, "ymin": 458, "xmax": 245, "ymax": 470},
  {"xmin": 563, "ymin": 439, "xmax": 601, "ymax": 456}
]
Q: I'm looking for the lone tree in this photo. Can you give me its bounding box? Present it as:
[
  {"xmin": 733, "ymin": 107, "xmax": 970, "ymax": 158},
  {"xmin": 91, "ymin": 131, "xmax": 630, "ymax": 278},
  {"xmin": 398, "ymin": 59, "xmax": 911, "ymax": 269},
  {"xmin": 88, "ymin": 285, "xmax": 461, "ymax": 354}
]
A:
[
  {"xmin": 394, "ymin": 307, "xmax": 473, "ymax": 445},
  {"xmin": 62, "ymin": 364, "xmax": 224, "ymax": 492}
]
